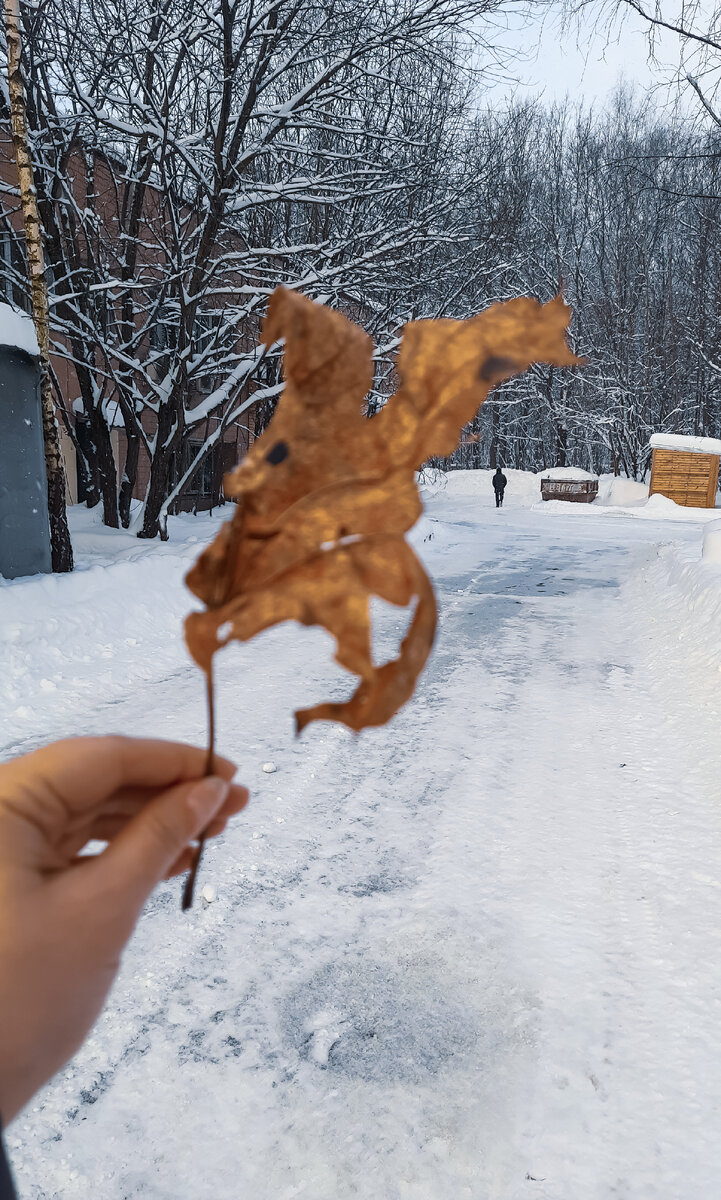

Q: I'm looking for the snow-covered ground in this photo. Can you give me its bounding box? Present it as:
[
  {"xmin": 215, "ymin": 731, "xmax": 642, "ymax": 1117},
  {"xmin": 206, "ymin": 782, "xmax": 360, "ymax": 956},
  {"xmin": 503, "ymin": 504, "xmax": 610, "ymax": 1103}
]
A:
[{"xmin": 3, "ymin": 473, "xmax": 721, "ymax": 1198}]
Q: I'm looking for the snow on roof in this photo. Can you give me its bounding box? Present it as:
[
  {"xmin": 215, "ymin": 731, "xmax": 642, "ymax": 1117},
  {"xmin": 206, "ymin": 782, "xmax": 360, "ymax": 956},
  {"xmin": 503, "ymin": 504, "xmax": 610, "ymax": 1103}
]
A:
[
  {"xmin": 650, "ymin": 432, "xmax": 721, "ymax": 456},
  {"xmin": 0, "ymin": 303, "xmax": 39, "ymax": 357}
]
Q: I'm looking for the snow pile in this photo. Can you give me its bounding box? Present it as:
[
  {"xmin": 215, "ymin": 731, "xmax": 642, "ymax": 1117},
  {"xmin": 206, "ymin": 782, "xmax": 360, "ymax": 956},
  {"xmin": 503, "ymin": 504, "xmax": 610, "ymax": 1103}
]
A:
[
  {"xmin": 650, "ymin": 431, "xmax": 721, "ymax": 456},
  {"xmin": 0, "ymin": 505, "xmax": 228, "ymax": 747},
  {"xmin": 643, "ymin": 493, "xmax": 693, "ymax": 518},
  {"xmin": 536, "ymin": 487, "xmax": 720, "ymax": 522},
  {"xmin": 535, "ymin": 493, "xmax": 721, "ymax": 521},
  {"xmin": 1, "ymin": 555, "xmax": 190, "ymax": 745},
  {"xmin": 432, "ymin": 466, "xmax": 687, "ymax": 520},
  {"xmin": 59, "ymin": 501, "xmax": 223, "ymax": 568},
  {"xmin": 443, "ymin": 468, "xmax": 542, "ymax": 506},
  {"xmin": 628, "ymin": 492, "xmax": 720, "ymax": 521},
  {"xmin": 626, "ymin": 533, "xmax": 721, "ymax": 750},
  {"xmin": 539, "ymin": 466, "xmax": 597, "ymax": 480},
  {"xmin": 442, "ymin": 467, "xmax": 646, "ymax": 510},
  {"xmin": 416, "ymin": 467, "xmax": 447, "ymax": 498},
  {"xmin": 596, "ymin": 476, "xmax": 649, "ymax": 507},
  {"xmin": 703, "ymin": 520, "xmax": 721, "ymax": 565},
  {"xmin": 0, "ymin": 302, "xmax": 39, "ymax": 356}
]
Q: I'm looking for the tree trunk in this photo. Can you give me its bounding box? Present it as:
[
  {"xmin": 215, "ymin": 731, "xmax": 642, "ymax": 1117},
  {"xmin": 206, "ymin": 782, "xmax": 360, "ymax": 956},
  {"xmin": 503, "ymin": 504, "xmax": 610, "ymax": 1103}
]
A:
[
  {"xmin": 138, "ymin": 404, "xmax": 180, "ymax": 540},
  {"xmin": 88, "ymin": 408, "xmax": 119, "ymax": 527},
  {"xmin": 68, "ymin": 347, "xmax": 113, "ymax": 517},
  {"xmin": 119, "ymin": 421, "xmax": 140, "ymax": 528},
  {"xmin": 489, "ymin": 402, "xmax": 499, "ymax": 469},
  {"xmin": 556, "ymin": 423, "xmax": 568, "ymax": 467},
  {"xmin": 5, "ymin": 0, "xmax": 72, "ymax": 571},
  {"xmin": 139, "ymin": 450, "xmax": 172, "ymax": 540},
  {"xmin": 74, "ymin": 414, "xmax": 101, "ymax": 507}
]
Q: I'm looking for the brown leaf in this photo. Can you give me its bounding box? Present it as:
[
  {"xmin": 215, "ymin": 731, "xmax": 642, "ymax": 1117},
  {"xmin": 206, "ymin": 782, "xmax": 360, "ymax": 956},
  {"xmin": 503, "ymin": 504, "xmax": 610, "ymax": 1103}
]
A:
[
  {"xmin": 185, "ymin": 286, "xmax": 581, "ymax": 734},
  {"xmin": 380, "ymin": 295, "xmax": 581, "ymax": 464}
]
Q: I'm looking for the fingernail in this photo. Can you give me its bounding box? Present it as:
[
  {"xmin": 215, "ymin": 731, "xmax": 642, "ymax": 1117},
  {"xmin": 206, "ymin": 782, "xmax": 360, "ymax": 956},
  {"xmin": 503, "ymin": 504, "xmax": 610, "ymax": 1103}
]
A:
[{"xmin": 187, "ymin": 776, "xmax": 230, "ymax": 824}]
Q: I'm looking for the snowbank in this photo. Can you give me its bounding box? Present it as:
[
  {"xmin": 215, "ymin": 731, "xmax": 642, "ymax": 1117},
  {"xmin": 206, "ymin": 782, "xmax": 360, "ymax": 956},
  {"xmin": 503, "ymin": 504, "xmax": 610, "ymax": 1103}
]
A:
[
  {"xmin": 703, "ymin": 519, "xmax": 721, "ymax": 565},
  {"xmin": 535, "ymin": 491, "xmax": 721, "ymax": 522},
  {"xmin": 441, "ymin": 468, "xmax": 542, "ymax": 506},
  {"xmin": 650, "ymin": 432, "xmax": 721, "ymax": 456},
  {"xmin": 597, "ymin": 476, "xmax": 649, "ymax": 507},
  {"xmin": 440, "ymin": 468, "xmax": 652, "ymax": 512},
  {"xmin": 626, "ymin": 534, "xmax": 721, "ymax": 742},
  {"xmin": 0, "ymin": 504, "xmax": 228, "ymax": 746},
  {"xmin": 0, "ymin": 302, "xmax": 39, "ymax": 356}
]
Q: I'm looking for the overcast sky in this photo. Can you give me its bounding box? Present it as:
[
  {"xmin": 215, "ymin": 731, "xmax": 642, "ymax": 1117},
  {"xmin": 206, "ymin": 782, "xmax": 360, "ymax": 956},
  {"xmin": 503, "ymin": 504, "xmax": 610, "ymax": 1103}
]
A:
[{"xmin": 481, "ymin": 1, "xmax": 687, "ymax": 107}]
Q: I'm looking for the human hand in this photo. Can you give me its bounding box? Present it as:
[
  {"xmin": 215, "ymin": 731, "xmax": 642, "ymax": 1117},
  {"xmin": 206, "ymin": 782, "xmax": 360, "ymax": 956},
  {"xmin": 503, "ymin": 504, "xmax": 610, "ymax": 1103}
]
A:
[{"xmin": 0, "ymin": 736, "xmax": 249, "ymax": 1123}]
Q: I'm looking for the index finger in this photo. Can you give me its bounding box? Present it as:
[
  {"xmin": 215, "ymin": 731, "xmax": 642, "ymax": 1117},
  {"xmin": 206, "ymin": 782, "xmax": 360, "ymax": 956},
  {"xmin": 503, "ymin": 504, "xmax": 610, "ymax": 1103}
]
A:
[{"xmin": 1, "ymin": 736, "xmax": 237, "ymax": 814}]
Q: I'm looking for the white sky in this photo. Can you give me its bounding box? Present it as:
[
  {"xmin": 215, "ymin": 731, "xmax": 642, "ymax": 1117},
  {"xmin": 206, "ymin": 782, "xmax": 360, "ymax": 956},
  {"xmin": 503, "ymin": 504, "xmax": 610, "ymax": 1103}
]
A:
[{"xmin": 481, "ymin": 2, "xmax": 688, "ymax": 107}]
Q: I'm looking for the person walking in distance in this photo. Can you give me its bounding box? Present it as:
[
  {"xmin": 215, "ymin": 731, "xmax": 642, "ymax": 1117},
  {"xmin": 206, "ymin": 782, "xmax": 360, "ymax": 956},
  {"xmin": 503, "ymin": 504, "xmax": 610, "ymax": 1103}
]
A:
[{"xmin": 492, "ymin": 465, "xmax": 507, "ymax": 508}]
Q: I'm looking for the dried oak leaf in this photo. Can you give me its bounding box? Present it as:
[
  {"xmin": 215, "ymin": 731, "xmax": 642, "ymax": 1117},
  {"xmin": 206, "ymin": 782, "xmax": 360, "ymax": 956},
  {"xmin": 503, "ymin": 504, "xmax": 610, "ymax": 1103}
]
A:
[{"xmin": 185, "ymin": 287, "xmax": 580, "ymax": 734}]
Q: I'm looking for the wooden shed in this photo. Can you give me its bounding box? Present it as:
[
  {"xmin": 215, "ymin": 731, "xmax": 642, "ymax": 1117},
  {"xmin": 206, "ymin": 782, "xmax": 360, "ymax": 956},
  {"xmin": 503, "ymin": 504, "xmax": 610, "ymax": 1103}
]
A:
[{"xmin": 648, "ymin": 433, "xmax": 721, "ymax": 509}]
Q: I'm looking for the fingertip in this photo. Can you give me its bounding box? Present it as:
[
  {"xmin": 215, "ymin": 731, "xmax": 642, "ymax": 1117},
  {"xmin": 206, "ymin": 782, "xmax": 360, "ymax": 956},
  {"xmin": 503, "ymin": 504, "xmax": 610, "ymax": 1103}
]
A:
[
  {"xmin": 214, "ymin": 755, "xmax": 238, "ymax": 781},
  {"xmin": 226, "ymin": 783, "xmax": 250, "ymax": 813},
  {"xmin": 197, "ymin": 785, "xmax": 248, "ymax": 840},
  {"xmin": 203, "ymin": 816, "xmax": 228, "ymax": 838}
]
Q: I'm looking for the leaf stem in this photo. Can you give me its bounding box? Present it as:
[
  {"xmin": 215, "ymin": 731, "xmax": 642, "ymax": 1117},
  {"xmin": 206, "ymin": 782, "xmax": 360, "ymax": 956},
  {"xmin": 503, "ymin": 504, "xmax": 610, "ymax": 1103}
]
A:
[{"xmin": 181, "ymin": 664, "xmax": 215, "ymax": 911}]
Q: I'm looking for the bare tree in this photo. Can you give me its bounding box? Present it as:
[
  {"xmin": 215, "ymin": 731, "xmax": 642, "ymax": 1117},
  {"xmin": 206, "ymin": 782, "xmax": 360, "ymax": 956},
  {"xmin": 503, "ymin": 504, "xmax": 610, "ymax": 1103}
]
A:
[
  {"xmin": 442, "ymin": 90, "xmax": 721, "ymax": 477},
  {"xmin": 3, "ymin": 0, "xmax": 72, "ymax": 569},
  {"xmin": 3, "ymin": 0, "xmax": 520, "ymax": 538},
  {"xmin": 578, "ymin": 0, "xmax": 721, "ymax": 126}
]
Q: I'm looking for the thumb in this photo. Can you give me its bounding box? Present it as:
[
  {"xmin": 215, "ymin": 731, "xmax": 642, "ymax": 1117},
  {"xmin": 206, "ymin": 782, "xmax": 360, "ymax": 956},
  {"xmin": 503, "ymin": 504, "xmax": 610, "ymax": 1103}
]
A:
[{"xmin": 96, "ymin": 775, "xmax": 230, "ymax": 910}]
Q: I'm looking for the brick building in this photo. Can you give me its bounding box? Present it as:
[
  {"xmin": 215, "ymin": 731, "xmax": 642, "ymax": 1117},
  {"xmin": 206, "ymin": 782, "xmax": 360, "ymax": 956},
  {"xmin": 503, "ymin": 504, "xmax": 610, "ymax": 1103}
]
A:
[{"xmin": 0, "ymin": 130, "xmax": 258, "ymax": 516}]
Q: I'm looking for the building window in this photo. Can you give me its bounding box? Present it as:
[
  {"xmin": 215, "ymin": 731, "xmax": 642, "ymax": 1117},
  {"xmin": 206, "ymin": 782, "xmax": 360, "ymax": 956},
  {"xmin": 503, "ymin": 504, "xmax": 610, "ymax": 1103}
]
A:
[
  {"xmin": 193, "ymin": 311, "xmax": 230, "ymax": 393},
  {"xmin": 184, "ymin": 440, "xmax": 214, "ymax": 496},
  {"xmin": 149, "ymin": 303, "xmax": 175, "ymax": 353},
  {"xmin": 0, "ymin": 230, "xmax": 13, "ymax": 302}
]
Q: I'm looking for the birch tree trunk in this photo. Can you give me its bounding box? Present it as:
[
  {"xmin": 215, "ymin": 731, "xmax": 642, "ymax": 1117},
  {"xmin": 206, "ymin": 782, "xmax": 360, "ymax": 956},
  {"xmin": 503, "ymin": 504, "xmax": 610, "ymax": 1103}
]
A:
[{"xmin": 5, "ymin": 0, "xmax": 73, "ymax": 571}]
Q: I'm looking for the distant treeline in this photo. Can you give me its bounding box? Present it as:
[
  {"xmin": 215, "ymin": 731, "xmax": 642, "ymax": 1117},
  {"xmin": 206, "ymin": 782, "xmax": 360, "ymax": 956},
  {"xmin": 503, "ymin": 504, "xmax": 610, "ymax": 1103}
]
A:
[{"xmin": 440, "ymin": 91, "xmax": 721, "ymax": 478}]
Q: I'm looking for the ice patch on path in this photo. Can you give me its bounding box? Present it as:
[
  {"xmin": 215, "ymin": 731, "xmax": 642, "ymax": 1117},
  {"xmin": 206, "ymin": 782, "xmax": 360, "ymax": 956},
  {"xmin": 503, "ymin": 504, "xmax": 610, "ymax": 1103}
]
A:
[{"xmin": 283, "ymin": 951, "xmax": 482, "ymax": 1083}]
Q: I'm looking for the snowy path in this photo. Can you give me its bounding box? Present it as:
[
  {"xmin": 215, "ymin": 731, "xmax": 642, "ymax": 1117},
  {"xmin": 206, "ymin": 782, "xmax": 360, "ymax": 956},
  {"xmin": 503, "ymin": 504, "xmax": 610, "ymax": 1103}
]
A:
[{"xmin": 4, "ymin": 492, "xmax": 721, "ymax": 1198}]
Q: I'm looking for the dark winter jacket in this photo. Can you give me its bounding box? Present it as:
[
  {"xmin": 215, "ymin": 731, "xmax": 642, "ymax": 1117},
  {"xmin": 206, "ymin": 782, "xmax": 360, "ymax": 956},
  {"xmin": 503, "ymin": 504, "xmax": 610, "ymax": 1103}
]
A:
[
  {"xmin": 0, "ymin": 1121, "xmax": 16, "ymax": 1199},
  {"xmin": 492, "ymin": 470, "xmax": 507, "ymax": 493}
]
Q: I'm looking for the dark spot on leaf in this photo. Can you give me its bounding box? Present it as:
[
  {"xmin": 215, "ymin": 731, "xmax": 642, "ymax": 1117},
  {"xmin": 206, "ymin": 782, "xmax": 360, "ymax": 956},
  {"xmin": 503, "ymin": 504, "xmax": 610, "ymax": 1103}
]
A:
[
  {"xmin": 266, "ymin": 440, "xmax": 289, "ymax": 465},
  {"xmin": 479, "ymin": 355, "xmax": 518, "ymax": 381}
]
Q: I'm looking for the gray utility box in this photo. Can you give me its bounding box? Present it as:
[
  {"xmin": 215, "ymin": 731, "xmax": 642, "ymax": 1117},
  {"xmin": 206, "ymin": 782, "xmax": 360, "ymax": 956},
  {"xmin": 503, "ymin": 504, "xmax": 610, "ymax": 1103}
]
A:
[{"xmin": 0, "ymin": 340, "xmax": 52, "ymax": 579}]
